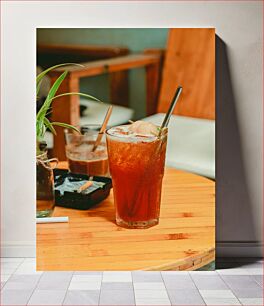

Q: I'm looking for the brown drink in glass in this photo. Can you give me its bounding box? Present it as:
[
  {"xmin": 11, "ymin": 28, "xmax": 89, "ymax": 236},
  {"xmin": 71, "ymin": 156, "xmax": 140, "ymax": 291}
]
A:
[
  {"xmin": 106, "ymin": 123, "xmax": 167, "ymax": 229},
  {"xmin": 65, "ymin": 125, "xmax": 108, "ymax": 176}
]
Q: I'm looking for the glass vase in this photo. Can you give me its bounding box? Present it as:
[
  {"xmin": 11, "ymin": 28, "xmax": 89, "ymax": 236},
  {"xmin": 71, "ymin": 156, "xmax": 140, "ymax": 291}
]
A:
[{"xmin": 36, "ymin": 151, "xmax": 57, "ymax": 218}]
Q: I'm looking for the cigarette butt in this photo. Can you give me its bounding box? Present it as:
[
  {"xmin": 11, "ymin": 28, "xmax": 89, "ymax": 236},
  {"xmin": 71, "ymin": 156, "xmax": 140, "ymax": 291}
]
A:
[{"xmin": 77, "ymin": 181, "xmax": 93, "ymax": 193}]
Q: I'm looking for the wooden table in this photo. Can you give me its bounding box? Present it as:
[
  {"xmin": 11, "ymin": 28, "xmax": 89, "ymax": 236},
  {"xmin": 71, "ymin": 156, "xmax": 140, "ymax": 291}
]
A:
[{"xmin": 37, "ymin": 165, "xmax": 215, "ymax": 271}]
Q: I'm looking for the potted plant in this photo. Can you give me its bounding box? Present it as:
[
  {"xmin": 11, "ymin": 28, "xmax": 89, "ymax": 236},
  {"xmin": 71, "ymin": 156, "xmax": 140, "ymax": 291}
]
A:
[{"xmin": 36, "ymin": 64, "xmax": 100, "ymax": 217}]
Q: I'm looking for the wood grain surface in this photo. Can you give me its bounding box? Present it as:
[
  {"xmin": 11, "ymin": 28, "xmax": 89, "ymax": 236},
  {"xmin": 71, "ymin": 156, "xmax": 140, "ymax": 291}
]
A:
[
  {"xmin": 158, "ymin": 28, "xmax": 215, "ymax": 120},
  {"xmin": 37, "ymin": 166, "xmax": 215, "ymax": 271}
]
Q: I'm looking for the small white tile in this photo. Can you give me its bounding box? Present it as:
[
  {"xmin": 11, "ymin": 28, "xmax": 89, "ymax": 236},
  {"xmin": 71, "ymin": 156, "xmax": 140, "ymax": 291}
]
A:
[
  {"xmin": 1, "ymin": 267, "xmax": 18, "ymax": 274},
  {"xmin": 0, "ymin": 258, "xmax": 25, "ymax": 263},
  {"xmin": 28, "ymin": 289, "xmax": 66, "ymax": 305},
  {"xmin": 245, "ymin": 269, "xmax": 263, "ymax": 275},
  {"xmin": 14, "ymin": 262, "xmax": 35, "ymax": 270},
  {"xmin": 162, "ymin": 271, "xmax": 189, "ymax": 275},
  {"xmin": 239, "ymin": 298, "xmax": 264, "ymax": 305},
  {"xmin": 1, "ymin": 288, "xmax": 33, "ymax": 305},
  {"xmin": 162, "ymin": 274, "xmax": 196, "ymax": 290},
  {"xmin": 166, "ymin": 288, "xmax": 205, "ymax": 305},
  {"xmin": 8, "ymin": 274, "xmax": 41, "ymax": 283},
  {"xmin": 99, "ymin": 288, "xmax": 135, "ymax": 305},
  {"xmin": 190, "ymin": 274, "xmax": 228, "ymax": 290},
  {"xmin": 133, "ymin": 271, "xmax": 161, "ymax": 275},
  {"xmin": 135, "ymin": 298, "xmax": 171, "ymax": 305},
  {"xmin": 15, "ymin": 270, "xmax": 43, "ymax": 275},
  {"xmin": 134, "ymin": 282, "xmax": 166, "ymax": 290},
  {"xmin": 103, "ymin": 271, "xmax": 131, "ymax": 275},
  {"xmin": 74, "ymin": 271, "xmax": 103, "ymax": 275},
  {"xmin": 103, "ymin": 271, "xmax": 132, "ymax": 282},
  {"xmin": 19, "ymin": 262, "xmax": 36, "ymax": 267},
  {"xmin": 203, "ymin": 298, "xmax": 241, "ymax": 305},
  {"xmin": 71, "ymin": 275, "xmax": 102, "ymax": 282},
  {"xmin": 14, "ymin": 262, "xmax": 43, "ymax": 275},
  {"xmin": 23, "ymin": 258, "xmax": 36, "ymax": 263},
  {"xmin": 135, "ymin": 289, "xmax": 169, "ymax": 299},
  {"xmin": 252, "ymin": 275, "xmax": 263, "ymax": 287},
  {"xmin": 68, "ymin": 281, "xmax": 101, "ymax": 290},
  {"xmin": 217, "ymin": 268, "xmax": 248, "ymax": 275},
  {"xmin": 132, "ymin": 271, "xmax": 162, "ymax": 282},
  {"xmin": 15, "ymin": 271, "xmax": 43, "ymax": 275},
  {"xmin": 189, "ymin": 271, "xmax": 218, "ymax": 276},
  {"xmin": 1, "ymin": 262, "xmax": 21, "ymax": 268},
  {"xmin": 3, "ymin": 281, "xmax": 38, "ymax": 290},
  {"xmin": 1, "ymin": 274, "xmax": 11, "ymax": 282},
  {"xmin": 199, "ymin": 290, "xmax": 236, "ymax": 299},
  {"xmin": 101, "ymin": 282, "xmax": 133, "ymax": 290},
  {"xmin": 64, "ymin": 290, "xmax": 100, "ymax": 305}
]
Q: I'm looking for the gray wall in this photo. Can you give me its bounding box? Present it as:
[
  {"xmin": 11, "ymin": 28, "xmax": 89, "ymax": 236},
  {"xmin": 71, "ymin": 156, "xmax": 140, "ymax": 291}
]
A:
[{"xmin": 2, "ymin": 1, "xmax": 262, "ymax": 257}]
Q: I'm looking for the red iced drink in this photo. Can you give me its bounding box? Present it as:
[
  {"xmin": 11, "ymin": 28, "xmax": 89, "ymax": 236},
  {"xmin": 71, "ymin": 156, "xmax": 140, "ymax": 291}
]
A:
[{"xmin": 106, "ymin": 122, "xmax": 167, "ymax": 228}]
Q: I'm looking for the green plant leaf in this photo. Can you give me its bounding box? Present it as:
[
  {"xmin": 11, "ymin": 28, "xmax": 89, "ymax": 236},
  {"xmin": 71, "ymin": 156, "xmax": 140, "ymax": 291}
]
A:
[
  {"xmin": 36, "ymin": 63, "xmax": 82, "ymax": 86},
  {"xmin": 36, "ymin": 63, "xmax": 101, "ymax": 141},
  {"xmin": 51, "ymin": 122, "xmax": 80, "ymax": 134},
  {"xmin": 51, "ymin": 92, "xmax": 102, "ymax": 103},
  {"xmin": 36, "ymin": 120, "xmax": 42, "ymax": 139},
  {"xmin": 44, "ymin": 117, "xmax": 57, "ymax": 135},
  {"xmin": 37, "ymin": 79, "xmax": 46, "ymax": 97},
  {"xmin": 36, "ymin": 119, "xmax": 46, "ymax": 140},
  {"xmin": 36, "ymin": 63, "xmax": 84, "ymax": 96},
  {"xmin": 37, "ymin": 71, "xmax": 68, "ymax": 121}
]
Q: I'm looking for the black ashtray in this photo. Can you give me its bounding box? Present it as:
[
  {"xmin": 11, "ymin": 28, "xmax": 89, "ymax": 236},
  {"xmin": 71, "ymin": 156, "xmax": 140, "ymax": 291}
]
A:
[{"xmin": 53, "ymin": 169, "xmax": 112, "ymax": 210}]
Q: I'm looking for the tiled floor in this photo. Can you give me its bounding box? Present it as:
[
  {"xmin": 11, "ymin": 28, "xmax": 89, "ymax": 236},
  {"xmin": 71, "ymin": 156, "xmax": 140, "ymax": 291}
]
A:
[{"xmin": 0, "ymin": 258, "xmax": 263, "ymax": 305}]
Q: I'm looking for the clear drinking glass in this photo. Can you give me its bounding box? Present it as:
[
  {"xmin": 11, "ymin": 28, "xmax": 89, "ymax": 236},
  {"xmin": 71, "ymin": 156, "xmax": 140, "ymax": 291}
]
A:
[
  {"xmin": 106, "ymin": 126, "xmax": 168, "ymax": 229},
  {"xmin": 65, "ymin": 125, "xmax": 109, "ymax": 177}
]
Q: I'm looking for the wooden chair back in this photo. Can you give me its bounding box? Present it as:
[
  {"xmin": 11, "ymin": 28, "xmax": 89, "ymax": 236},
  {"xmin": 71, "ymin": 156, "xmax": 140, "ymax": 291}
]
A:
[
  {"xmin": 47, "ymin": 29, "xmax": 215, "ymax": 160},
  {"xmin": 157, "ymin": 28, "xmax": 215, "ymax": 120}
]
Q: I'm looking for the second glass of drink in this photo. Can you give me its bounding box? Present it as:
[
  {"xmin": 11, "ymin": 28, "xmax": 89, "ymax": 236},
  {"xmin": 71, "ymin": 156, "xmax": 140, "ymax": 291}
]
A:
[{"xmin": 65, "ymin": 125, "xmax": 109, "ymax": 177}]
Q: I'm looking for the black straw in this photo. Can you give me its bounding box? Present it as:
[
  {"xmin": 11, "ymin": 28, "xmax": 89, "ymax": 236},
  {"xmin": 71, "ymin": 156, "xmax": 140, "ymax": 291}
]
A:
[{"xmin": 160, "ymin": 86, "xmax": 182, "ymax": 130}]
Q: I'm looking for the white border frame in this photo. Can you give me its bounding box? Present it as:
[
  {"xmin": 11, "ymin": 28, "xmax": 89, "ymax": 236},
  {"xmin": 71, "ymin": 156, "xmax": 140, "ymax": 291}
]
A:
[{"xmin": 1, "ymin": 1, "xmax": 263, "ymax": 258}]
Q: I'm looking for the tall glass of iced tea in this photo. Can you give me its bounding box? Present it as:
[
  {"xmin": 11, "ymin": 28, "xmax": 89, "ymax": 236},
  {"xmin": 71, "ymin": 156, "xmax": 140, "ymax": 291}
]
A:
[{"xmin": 106, "ymin": 122, "xmax": 167, "ymax": 229}]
